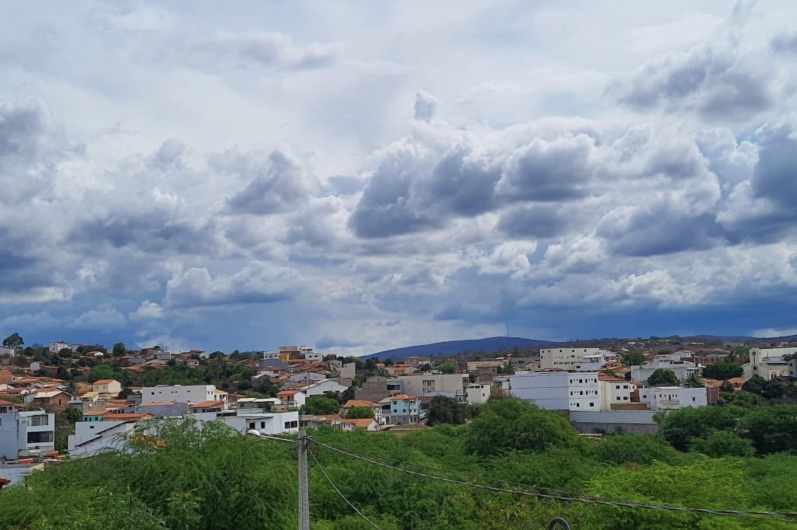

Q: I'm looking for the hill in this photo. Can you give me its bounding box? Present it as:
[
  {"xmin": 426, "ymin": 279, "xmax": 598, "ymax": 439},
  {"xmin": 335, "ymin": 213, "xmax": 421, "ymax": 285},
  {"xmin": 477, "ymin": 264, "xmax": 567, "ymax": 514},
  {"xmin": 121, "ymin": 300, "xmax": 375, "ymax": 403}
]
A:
[{"xmin": 360, "ymin": 336, "xmax": 555, "ymax": 360}]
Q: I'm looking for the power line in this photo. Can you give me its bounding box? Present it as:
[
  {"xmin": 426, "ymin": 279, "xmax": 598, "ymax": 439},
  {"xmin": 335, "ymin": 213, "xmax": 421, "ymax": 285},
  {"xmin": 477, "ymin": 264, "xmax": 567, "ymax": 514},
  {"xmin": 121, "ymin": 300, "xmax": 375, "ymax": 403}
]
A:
[
  {"xmin": 310, "ymin": 449, "xmax": 385, "ymax": 530},
  {"xmin": 310, "ymin": 439, "xmax": 797, "ymax": 524}
]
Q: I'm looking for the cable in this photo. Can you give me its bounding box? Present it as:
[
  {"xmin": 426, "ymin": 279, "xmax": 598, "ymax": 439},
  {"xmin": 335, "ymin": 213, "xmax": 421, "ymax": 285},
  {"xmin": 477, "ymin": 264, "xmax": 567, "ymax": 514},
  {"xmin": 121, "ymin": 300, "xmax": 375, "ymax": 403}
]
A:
[
  {"xmin": 311, "ymin": 439, "xmax": 797, "ymax": 524},
  {"xmin": 310, "ymin": 449, "xmax": 385, "ymax": 530}
]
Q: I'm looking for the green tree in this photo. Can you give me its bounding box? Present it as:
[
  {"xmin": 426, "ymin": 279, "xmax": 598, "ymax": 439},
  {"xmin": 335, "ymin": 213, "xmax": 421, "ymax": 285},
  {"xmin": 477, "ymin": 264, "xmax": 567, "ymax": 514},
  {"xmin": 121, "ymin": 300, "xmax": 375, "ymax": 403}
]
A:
[
  {"xmin": 89, "ymin": 364, "xmax": 119, "ymax": 383},
  {"xmin": 740, "ymin": 405, "xmax": 797, "ymax": 454},
  {"xmin": 2, "ymin": 332, "xmax": 23, "ymax": 348},
  {"xmin": 742, "ymin": 375, "xmax": 766, "ymax": 395},
  {"xmin": 209, "ymin": 351, "xmax": 226, "ymax": 360},
  {"xmin": 112, "ymin": 342, "xmax": 127, "ymax": 357},
  {"xmin": 426, "ymin": 395, "xmax": 466, "ymax": 426},
  {"xmin": 420, "ymin": 363, "xmax": 432, "ymax": 372},
  {"xmin": 647, "ymin": 368, "xmax": 678, "ymax": 386},
  {"xmin": 689, "ymin": 430, "xmax": 755, "ymax": 458},
  {"xmin": 655, "ymin": 405, "xmax": 749, "ymax": 451},
  {"xmin": 702, "ymin": 363, "xmax": 744, "ymax": 380},
  {"xmin": 683, "ymin": 372, "xmax": 704, "ymax": 388},
  {"xmin": 438, "ymin": 362, "xmax": 457, "ymax": 374},
  {"xmin": 64, "ymin": 407, "xmax": 83, "ymax": 423},
  {"xmin": 465, "ymin": 398, "xmax": 584, "ymax": 457},
  {"xmin": 622, "ymin": 351, "xmax": 646, "ymax": 366},
  {"xmin": 345, "ymin": 406, "xmax": 375, "ymax": 419},
  {"xmin": 305, "ymin": 396, "xmax": 341, "ymax": 415}
]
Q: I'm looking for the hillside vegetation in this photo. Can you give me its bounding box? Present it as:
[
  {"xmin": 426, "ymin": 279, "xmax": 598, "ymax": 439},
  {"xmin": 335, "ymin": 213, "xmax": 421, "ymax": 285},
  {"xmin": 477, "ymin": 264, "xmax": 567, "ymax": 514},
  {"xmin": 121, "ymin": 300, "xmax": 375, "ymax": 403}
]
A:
[{"xmin": 2, "ymin": 399, "xmax": 797, "ymax": 529}]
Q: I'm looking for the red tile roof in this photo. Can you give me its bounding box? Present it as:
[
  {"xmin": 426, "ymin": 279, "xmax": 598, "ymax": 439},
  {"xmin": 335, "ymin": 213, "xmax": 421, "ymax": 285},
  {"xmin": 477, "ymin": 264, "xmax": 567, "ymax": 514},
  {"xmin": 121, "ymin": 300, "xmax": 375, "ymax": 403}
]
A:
[{"xmin": 191, "ymin": 400, "xmax": 224, "ymax": 409}]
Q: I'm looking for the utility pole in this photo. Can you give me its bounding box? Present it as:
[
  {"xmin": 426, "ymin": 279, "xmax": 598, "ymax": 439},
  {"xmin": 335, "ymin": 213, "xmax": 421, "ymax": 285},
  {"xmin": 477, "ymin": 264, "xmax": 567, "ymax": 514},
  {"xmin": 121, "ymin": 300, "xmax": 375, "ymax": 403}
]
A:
[{"xmin": 298, "ymin": 430, "xmax": 310, "ymax": 530}]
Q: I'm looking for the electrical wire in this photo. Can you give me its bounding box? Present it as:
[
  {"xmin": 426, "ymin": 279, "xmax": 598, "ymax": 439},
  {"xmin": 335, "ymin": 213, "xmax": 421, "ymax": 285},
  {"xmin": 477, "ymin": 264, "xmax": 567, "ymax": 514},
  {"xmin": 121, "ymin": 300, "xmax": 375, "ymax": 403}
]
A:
[
  {"xmin": 310, "ymin": 449, "xmax": 385, "ymax": 530},
  {"xmin": 310, "ymin": 438, "xmax": 797, "ymax": 524}
]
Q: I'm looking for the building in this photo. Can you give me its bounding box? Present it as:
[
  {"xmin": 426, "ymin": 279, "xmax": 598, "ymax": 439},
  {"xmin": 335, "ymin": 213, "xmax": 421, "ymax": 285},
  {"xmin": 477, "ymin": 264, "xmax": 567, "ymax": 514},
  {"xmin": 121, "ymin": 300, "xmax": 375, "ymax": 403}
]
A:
[
  {"xmin": 465, "ymin": 383, "xmax": 490, "ymax": 405},
  {"xmin": 190, "ymin": 401, "xmax": 225, "ymax": 413},
  {"xmin": 276, "ymin": 390, "xmax": 306, "ymax": 409},
  {"xmin": 300, "ymin": 346, "xmax": 323, "ymax": 363},
  {"xmin": 92, "ymin": 379, "xmax": 122, "ymax": 396},
  {"xmin": 381, "ymin": 394, "xmax": 421, "ymax": 425},
  {"xmin": 744, "ymin": 347, "xmax": 797, "ymax": 380},
  {"xmin": 68, "ymin": 413, "xmax": 154, "ymax": 458},
  {"xmin": 404, "ymin": 356, "xmax": 431, "ymax": 368},
  {"xmin": 509, "ymin": 357, "xmax": 538, "ymax": 370},
  {"xmin": 49, "ymin": 341, "xmax": 69, "ymax": 354},
  {"xmin": 341, "ymin": 400, "xmax": 383, "ymax": 424},
  {"xmin": 509, "ymin": 371, "xmax": 600, "ymax": 411},
  {"xmin": 225, "ymin": 409, "xmax": 300, "ymax": 436},
  {"xmin": 0, "ymin": 346, "xmax": 17, "ymax": 357},
  {"xmin": 631, "ymin": 360, "xmax": 701, "ymax": 383},
  {"xmin": 540, "ymin": 348, "xmax": 603, "ymax": 370},
  {"xmin": 637, "ymin": 387, "xmax": 708, "ymax": 411},
  {"xmin": 141, "ymin": 385, "xmax": 223, "ymax": 407},
  {"xmin": 341, "ymin": 418, "xmax": 380, "ymax": 431},
  {"xmin": 304, "ymin": 379, "xmax": 349, "ymax": 397},
  {"xmin": 30, "ymin": 390, "xmax": 72, "ymax": 409},
  {"xmin": 395, "ymin": 373, "xmax": 469, "ymax": 401},
  {"xmin": 355, "ymin": 376, "xmax": 401, "ymax": 403},
  {"xmin": 0, "ymin": 401, "xmax": 55, "ymax": 459},
  {"xmin": 598, "ymin": 374, "xmax": 636, "ymax": 411},
  {"xmin": 137, "ymin": 401, "xmax": 189, "ymax": 417},
  {"xmin": 573, "ymin": 351, "xmax": 619, "ymax": 372}
]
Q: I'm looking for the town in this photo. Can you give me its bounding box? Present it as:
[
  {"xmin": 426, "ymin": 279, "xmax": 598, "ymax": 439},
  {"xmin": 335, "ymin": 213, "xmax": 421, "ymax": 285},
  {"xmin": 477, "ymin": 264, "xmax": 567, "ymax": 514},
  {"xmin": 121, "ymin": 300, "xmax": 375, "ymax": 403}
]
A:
[{"xmin": 2, "ymin": 332, "xmax": 796, "ymax": 484}]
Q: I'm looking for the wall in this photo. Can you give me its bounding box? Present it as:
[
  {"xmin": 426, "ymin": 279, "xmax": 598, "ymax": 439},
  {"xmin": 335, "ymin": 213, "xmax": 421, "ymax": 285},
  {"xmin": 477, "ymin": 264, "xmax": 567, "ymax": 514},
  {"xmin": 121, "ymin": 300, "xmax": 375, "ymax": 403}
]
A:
[
  {"xmin": 396, "ymin": 373, "xmax": 468, "ymax": 400},
  {"xmin": 510, "ymin": 372, "xmax": 569, "ymax": 410},
  {"xmin": 0, "ymin": 412, "xmax": 19, "ymax": 459},
  {"xmin": 569, "ymin": 410, "xmax": 659, "ymax": 435},
  {"xmin": 540, "ymin": 348, "xmax": 601, "ymax": 370},
  {"xmin": 141, "ymin": 385, "xmax": 216, "ymax": 405}
]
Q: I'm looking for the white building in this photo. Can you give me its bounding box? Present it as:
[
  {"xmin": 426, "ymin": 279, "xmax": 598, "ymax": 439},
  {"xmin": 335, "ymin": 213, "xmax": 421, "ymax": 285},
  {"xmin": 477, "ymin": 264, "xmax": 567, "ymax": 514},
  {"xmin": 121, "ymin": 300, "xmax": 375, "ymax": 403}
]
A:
[
  {"xmin": 540, "ymin": 348, "xmax": 602, "ymax": 370},
  {"xmin": 304, "ymin": 379, "xmax": 349, "ymax": 397},
  {"xmin": 598, "ymin": 376, "xmax": 636, "ymax": 411},
  {"xmin": 573, "ymin": 351, "xmax": 619, "ymax": 372},
  {"xmin": 68, "ymin": 414, "xmax": 152, "ymax": 458},
  {"xmin": 141, "ymin": 385, "xmax": 224, "ymax": 406},
  {"xmin": 638, "ymin": 387, "xmax": 707, "ymax": 411},
  {"xmin": 509, "ymin": 371, "xmax": 600, "ymax": 411},
  {"xmin": 744, "ymin": 347, "xmax": 797, "ymax": 380},
  {"xmin": 631, "ymin": 360, "xmax": 700, "ymax": 383},
  {"xmin": 0, "ymin": 401, "xmax": 55, "ymax": 459},
  {"xmin": 466, "ymin": 383, "xmax": 490, "ymax": 405},
  {"xmin": 49, "ymin": 341, "xmax": 69, "ymax": 354},
  {"xmin": 395, "ymin": 373, "xmax": 469, "ymax": 401},
  {"xmin": 0, "ymin": 346, "xmax": 17, "ymax": 357}
]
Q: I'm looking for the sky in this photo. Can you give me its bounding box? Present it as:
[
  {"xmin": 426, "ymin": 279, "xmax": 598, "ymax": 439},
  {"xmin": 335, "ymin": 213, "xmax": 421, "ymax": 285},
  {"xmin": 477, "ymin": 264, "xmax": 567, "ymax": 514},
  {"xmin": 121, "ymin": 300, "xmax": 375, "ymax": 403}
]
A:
[{"xmin": 1, "ymin": 0, "xmax": 797, "ymax": 356}]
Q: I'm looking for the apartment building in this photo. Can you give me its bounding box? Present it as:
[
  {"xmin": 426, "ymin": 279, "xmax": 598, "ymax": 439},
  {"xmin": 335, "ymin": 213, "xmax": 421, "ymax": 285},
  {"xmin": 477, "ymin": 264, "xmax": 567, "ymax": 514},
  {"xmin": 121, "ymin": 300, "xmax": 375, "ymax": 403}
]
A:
[
  {"xmin": 509, "ymin": 371, "xmax": 600, "ymax": 411},
  {"xmin": 540, "ymin": 348, "xmax": 602, "ymax": 370}
]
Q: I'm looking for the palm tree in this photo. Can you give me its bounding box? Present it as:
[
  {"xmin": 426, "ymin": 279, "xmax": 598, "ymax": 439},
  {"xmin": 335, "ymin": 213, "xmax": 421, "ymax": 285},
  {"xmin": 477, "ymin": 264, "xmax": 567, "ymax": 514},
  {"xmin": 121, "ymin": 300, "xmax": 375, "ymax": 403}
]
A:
[{"xmin": 684, "ymin": 372, "xmax": 704, "ymax": 388}]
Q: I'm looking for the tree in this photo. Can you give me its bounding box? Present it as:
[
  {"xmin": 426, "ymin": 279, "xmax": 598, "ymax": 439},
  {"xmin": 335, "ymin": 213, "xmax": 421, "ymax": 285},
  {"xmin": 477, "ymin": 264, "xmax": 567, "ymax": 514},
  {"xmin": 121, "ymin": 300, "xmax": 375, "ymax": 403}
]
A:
[
  {"xmin": 438, "ymin": 362, "xmax": 457, "ymax": 374},
  {"xmin": 345, "ymin": 406, "xmax": 375, "ymax": 419},
  {"xmin": 689, "ymin": 430, "xmax": 755, "ymax": 458},
  {"xmin": 465, "ymin": 398, "xmax": 584, "ymax": 457},
  {"xmin": 702, "ymin": 363, "xmax": 743, "ymax": 380},
  {"xmin": 655, "ymin": 405, "xmax": 749, "ymax": 451},
  {"xmin": 341, "ymin": 385, "xmax": 356, "ymax": 403},
  {"xmin": 304, "ymin": 396, "xmax": 341, "ymax": 415},
  {"xmin": 3, "ymin": 332, "xmax": 23, "ymax": 348},
  {"xmin": 683, "ymin": 372, "xmax": 704, "ymax": 388},
  {"xmin": 209, "ymin": 351, "xmax": 225, "ymax": 360},
  {"xmin": 622, "ymin": 351, "xmax": 646, "ymax": 366},
  {"xmin": 740, "ymin": 405, "xmax": 797, "ymax": 454},
  {"xmin": 112, "ymin": 342, "xmax": 127, "ymax": 357},
  {"xmin": 647, "ymin": 369, "xmax": 678, "ymax": 387},
  {"xmin": 89, "ymin": 364, "xmax": 119, "ymax": 383},
  {"xmin": 742, "ymin": 375, "xmax": 766, "ymax": 395},
  {"xmin": 64, "ymin": 407, "xmax": 83, "ymax": 424},
  {"xmin": 426, "ymin": 396, "xmax": 466, "ymax": 426},
  {"xmin": 420, "ymin": 363, "xmax": 432, "ymax": 372}
]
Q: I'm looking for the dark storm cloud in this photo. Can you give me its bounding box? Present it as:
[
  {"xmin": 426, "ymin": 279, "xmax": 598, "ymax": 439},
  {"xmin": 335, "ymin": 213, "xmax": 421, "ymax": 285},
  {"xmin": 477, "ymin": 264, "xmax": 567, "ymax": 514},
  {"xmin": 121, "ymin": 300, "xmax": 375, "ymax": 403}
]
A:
[
  {"xmin": 148, "ymin": 138, "xmax": 185, "ymax": 170},
  {"xmin": 224, "ymin": 148, "xmax": 309, "ymax": 215},
  {"xmin": 496, "ymin": 204, "xmax": 576, "ymax": 239},
  {"xmin": 0, "ymin": 102, "xmax": 44, "ymax": 157},
  {"xmin": 610, "ymin": 43, "xmax": 773, "ymax": 119},
  {"xmin": 771, "ymin": 31, "xmax": 797, "ymax": 53},
  {"xmin": 751, "ymin": 121, "xmax": 797, "ymax": 208},
  {"xmin": 69, "ymin": 211, "xmax": 218, "ymax": 255}
]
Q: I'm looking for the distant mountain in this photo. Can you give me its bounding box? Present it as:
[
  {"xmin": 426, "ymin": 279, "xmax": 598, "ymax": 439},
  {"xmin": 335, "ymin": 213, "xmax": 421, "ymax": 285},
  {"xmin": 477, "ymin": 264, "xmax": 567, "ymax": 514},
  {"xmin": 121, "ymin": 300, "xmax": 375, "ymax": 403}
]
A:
[{"xmin": 360, "ymin": 336, "xmax": 556, "ymax": 361}]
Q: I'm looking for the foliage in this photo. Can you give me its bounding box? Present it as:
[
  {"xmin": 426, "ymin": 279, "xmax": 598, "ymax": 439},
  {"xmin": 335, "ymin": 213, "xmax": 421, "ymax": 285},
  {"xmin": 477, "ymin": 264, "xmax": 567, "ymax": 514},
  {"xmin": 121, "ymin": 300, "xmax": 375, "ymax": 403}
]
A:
[
  {"xmin": 689, "ymin": 430, "xmax": 755, "ymax": 458},
  {"xmin": 88, "ymin": 364, "xmax": 121, "ymax": 383},
  {"xmin": 345, "ymin": 406, "xmax": 375, "ymax": 419},
  {"xmin": 702, "ymin": 363, "xmax": 744, "ymax": 380},
  {"xmin": 722, "ymin": 391, "xmax": 762, "ymax": 408},
  {"xmin": 438, "ymin": 362, "xmax": 457, "ymax": 374},
  {"xmin": 683, "ymin": 372, "xmax": 704, "ymax": 388},
  {"xmin": 590, "ymin": 433, "xmax": 686, "ymax": 466},
  {"xmin": 112, "ymin": 342, "xmax": 126, "ymax": 357},
  {"xmin": 3, "ymin": 332, "xmax": 24, "ymax": 348},
  {"xmin": 426, "ymin": 396, "xmax": 467, "ymax": 426},
  {"xmin": 464, "ymin": 398, "xmax": 584, "ymax": 457},
  {"xmin": 647, "ymin": 368, "xmax": 678, "ymax": 386},
  {"xmin": 305, "ymin": 396, "xmax": 342, "ymax": 415},
  {"xmin": 64, "ymin": 407, "xmax": 83, "ymax": 423},
  {"xmin": 622, "ymin": 351, "xmax": 646, "ymax": 366}
]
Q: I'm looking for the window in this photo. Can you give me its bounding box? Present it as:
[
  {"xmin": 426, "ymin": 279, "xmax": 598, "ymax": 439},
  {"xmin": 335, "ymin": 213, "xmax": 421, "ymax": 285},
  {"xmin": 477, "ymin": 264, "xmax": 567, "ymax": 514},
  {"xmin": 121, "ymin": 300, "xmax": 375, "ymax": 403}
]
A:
[
  {"xmin": 589, "ymin": 403, "xmax": 594, "ymax": 407},
  {"xmin": 616, "ymin": 397, "xmax": 621, "ymax": 401},
  {"xmin": 249, "ymin": 422, "xmax": 255, "ymax": 429},
  {"xmin": 30, "ymin": 415, "xmax": 48, "ymax": 426},
  {"xmin": 260, "ymin": 421, "xmax": 266, "ymax": 428}
]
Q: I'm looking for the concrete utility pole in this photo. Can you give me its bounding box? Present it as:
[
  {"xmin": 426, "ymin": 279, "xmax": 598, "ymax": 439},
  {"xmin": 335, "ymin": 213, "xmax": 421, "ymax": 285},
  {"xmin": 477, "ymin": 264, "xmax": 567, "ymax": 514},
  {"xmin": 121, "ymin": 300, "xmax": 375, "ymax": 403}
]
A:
[{"xmin": 298, "ymin": 430, "xmax": 310, "ymax": 530}]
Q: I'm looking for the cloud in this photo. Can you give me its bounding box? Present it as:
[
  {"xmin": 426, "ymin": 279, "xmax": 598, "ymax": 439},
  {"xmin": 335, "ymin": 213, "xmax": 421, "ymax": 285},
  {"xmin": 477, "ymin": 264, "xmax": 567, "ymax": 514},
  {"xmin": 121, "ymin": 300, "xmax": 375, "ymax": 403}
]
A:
[
  {"xmin": 194, "ymin": 31, "xmax": 341, "ymax": 70},
  {"xmin": 224, "ymin": 147, "xmax": 310, "ymax": 215},
  {"xmin": 0, "ymin": 312, "xmax": 60, "ymax": 330},
  {"xmin": 165, "ymin": 262, "xmax": 299, "ymax": 307},
  {"xmin": 130, "ymin": 300, "xmax": 164, "ymax": 321},
  {"xmin": 414, "ymin": 90, "xmax": 439, "ymax": 122},
  {"xmin": 70, "ymin": 309, "xmax": 127, "ymax": 330},
  {"xmin": 771, "ymin": 31, "xmax": 797, "ymax": 53}
]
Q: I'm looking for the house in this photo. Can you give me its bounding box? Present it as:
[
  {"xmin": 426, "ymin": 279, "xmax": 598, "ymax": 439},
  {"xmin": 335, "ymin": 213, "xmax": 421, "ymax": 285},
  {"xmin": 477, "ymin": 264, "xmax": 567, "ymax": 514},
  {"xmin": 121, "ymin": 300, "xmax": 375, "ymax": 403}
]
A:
[
  {"xmin": 0, "ymin": 402, "xmax": 55, "ymax": 459},
  {"xmin": 381, "ymin": 394, "xmax": 421, "ymax": 425},
  {"xmin": 477, "ymin": 364, "xmax": 499, "ymax": 383},
  {"xmin": 341, "ymin": 418, "xmax": 380, "ymax": 431},
  {"xmin": 300, "ymin": 414, "xmax": 343, "ymax": 430},
  {"xmin": 49, "ymin": 341, "xmax": 70, "ymax": 354},
  {"xmin": 0, "ymin": 346, "xmax": 17, "ymax": 357},
  {"xmin": 395, "ymin": 373, "xmax": 469, "ymax": 401},
  {"xmin": 631, "ymin": 360, "xmax": 701, "ymax": 382},
  {"xmin": 404, "ymin": 356, "xmax": 431, "ymax": 368},
  {"xmin": 540, "ymin": 348, "xmax": 603, "ymax": 370},
  {"xmin": 355, "ymin": 376, "xmax": 401, "ymax": 403},
  {"xmin": 637, "ymin": 386, "xmax": 708, "ymax": 411},
  {"xmin": 190, "ymin": 401, "xmax": 225, "ymax": 413},
  {"xmin": 385, "ymin": 364, "xmax": 417, "ymax": 376},
  {"xmin": 185, "ymin": 358, "xmax": 200, "ymax": 368},
  {"xmin": 574, "ymin": 351, "xmax": 618, "ymax": 371},
  {"xmin": 598, "ymin": 374, "xmax": 636, "ymax": 410},
  {"xmin": 509, "ymin": 357, "xmax": 538, "ymax": 370},
  {"xmin": 92, "ymin": 379, "xmax": 122, "ymax": 396},
  {"xmin": 30, "ymin": 389, "xmax": 73, "ymax": 409},
  {"xmin": 301, "ymin": 347, "xmax": 323, "ymax": 363},
  {"xmin": 276, "ymin": 390, "xmax": 306, "ymax": 409},
  {"xmin": 466, "ymin": 383, "xmax": 490, "ymax": 405},
  {"xmin": 341, "ymin": 400, "xmax": 383, "ymax": 424},
  {"xmin": 137, "ymin": 401, "xmax": 190, "ymax": 417},
  {"xmin": 509, "ymin": 371, "xmax": 600, "ymax": 411},
  {"xmin": 141, "ymin": 385, "xmax": 221, "ymax": 406},
  {"xmin": 287, "ymin": 372, "xmax": 326, "ymax": 385},
  {"xmin": 304, "ymin": 379, "xmax": 349, "ymax": 397},
  {"xmin": 257, "ymin": 359, "xmax": 291, "ymax": 378},
  {"xmin": 68, "ymin": 412, "xmax": 154, "ymax": 458}
]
